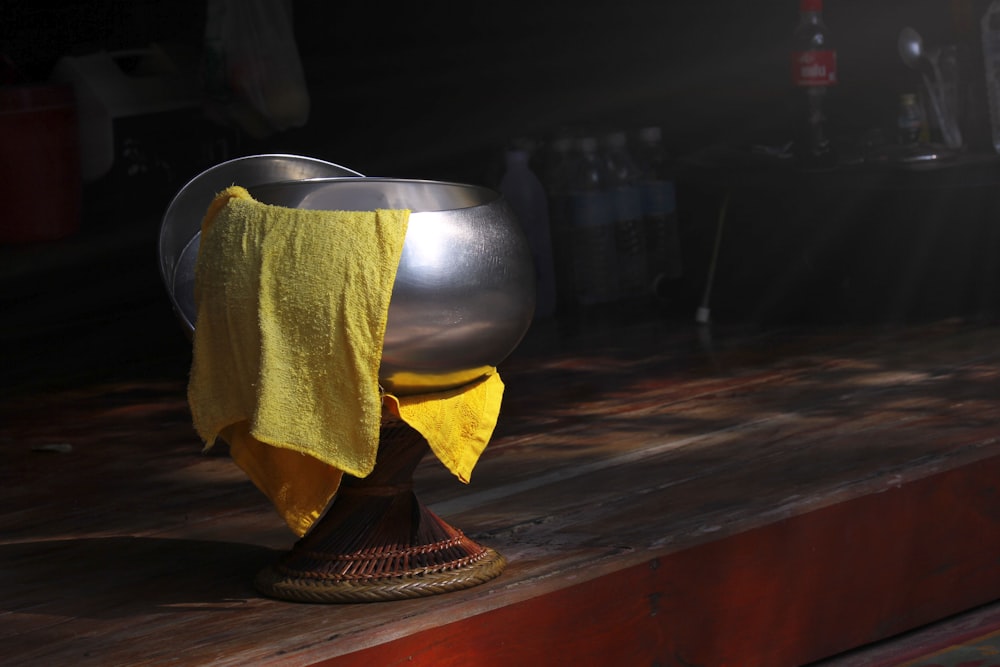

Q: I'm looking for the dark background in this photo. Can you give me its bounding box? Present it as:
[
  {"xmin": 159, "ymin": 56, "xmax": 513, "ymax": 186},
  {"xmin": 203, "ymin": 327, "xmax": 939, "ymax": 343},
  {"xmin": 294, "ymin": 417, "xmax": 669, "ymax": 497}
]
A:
[
  {"xmin": 2, "ymin": 0, "xmax": 985, "ymax": 183},
  {"xmin": 1, "ymin": 0, "xmax": 998, "ymax": 395}
]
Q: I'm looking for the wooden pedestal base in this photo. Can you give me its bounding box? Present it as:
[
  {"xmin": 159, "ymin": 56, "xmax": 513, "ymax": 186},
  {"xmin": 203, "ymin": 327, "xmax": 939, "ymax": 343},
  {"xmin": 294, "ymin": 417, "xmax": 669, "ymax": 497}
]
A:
[{"xmin": 254, "ymin": 419, "xmax": 506, "ymax": 603}]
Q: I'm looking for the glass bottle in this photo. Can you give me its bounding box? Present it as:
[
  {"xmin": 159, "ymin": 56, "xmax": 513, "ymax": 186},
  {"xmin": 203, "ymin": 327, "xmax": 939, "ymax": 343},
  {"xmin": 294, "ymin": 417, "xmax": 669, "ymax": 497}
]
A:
[{"xmin": 897, "ymin": 93, "xmax": 923, "ymax": 145}]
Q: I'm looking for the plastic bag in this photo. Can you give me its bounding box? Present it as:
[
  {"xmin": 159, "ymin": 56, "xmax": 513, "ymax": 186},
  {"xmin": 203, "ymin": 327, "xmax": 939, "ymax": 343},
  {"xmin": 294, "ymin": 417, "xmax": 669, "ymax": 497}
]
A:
[{"xmin": 205, "ymin": 0, "xmax": 310, "ymax": 136}]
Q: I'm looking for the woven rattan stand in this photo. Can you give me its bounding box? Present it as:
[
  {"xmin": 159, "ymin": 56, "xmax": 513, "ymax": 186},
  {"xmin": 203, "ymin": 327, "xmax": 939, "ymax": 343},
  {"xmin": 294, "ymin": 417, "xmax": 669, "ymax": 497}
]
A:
[{"xmin": 254, "ymin": 417, "xmax": 506, "ymax": 603}]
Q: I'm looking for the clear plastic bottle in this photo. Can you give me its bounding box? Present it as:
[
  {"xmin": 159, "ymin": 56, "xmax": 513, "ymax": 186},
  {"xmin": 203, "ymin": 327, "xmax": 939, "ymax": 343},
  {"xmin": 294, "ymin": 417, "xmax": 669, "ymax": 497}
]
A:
[
  {"xmin": 982, "ymin": 0, "xmax": 1000, "ymax": 154},
  {"xmin": 791, "ymin": 0, "xmax": 838, "ymax": 168},
  {"xmin": 601, "ymin": 130, "xmax": 648, "ymax": 299},
  {"xmin": 634, "ymin": 126, "xmax": 682, "ymax": 298},
  {"xmin": 569, "ymin": 136, "xmax": 618, "ymax": 305},
  {"xmin": 499, "ymin": 147, "xmax": 557, "ymax": 319},
  {"xmin": 541, "ymin": 133, "xmax": 579, "ymax": 318}
]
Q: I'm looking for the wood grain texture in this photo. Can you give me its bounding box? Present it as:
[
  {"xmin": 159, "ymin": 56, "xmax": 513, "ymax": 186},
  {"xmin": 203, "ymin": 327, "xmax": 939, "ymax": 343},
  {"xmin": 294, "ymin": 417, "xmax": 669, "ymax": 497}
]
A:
[{"xmin": 2, "ymin": 319, "xmax": 999, "ymax": 666}]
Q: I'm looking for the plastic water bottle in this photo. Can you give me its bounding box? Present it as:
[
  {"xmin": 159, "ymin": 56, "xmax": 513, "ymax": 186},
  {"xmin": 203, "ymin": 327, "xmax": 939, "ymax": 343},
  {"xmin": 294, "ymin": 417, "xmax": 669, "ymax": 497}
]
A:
[
  {"xmin": 499, "ymin": 147, "xmax": 557, "ymax": 319},
  {"xmin": 569, "ymin": 136, "xmax": 618, "ymax": 305},
  {"xmin": 634, "ymin": 126, "xmax": 682, "ymax": 298},
  {"xmin": 541, "ymin": 133, "xmax": 579, "ymax": 318},
  {"xmin": 982, "ymin": 0, "xmax": 1000, "ymax": 154},
  {"xmin": 601, "ymin": 130, "xmax": 648, "ymax": 299}
]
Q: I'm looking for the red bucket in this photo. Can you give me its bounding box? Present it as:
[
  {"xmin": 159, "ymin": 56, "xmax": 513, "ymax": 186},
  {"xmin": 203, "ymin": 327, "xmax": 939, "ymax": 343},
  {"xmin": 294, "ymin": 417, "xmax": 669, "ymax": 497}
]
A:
[{"xmin": 0, "ymin": 83, "xmax": 81, "ymax": 242}]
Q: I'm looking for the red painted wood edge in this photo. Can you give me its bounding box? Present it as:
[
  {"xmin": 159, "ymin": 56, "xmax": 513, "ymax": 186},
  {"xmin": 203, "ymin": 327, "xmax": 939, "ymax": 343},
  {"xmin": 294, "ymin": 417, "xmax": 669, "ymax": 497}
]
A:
[{"xmin": 311, "ymin": 453, "xmax": 1000, "ymax": 667}]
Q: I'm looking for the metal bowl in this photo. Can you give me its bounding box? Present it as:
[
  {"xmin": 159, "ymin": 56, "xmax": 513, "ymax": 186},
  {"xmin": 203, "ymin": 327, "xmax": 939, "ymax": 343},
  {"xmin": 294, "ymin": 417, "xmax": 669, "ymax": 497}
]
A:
[
  {"xmin": 159, "ymin": 153, "xmax": 362, "ymax": 331},
  {"xmin": 159, "ymin": 162, "xmax": 536, "ymax": 396}
]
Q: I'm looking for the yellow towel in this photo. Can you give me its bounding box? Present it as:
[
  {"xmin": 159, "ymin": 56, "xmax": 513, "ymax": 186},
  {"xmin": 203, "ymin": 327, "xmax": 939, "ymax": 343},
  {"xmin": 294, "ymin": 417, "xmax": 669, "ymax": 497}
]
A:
[
  {"xmin": 188, "ymin": 186, "xmax": 504, "ymax": 536},
  {"xmin": 388, "ymin": 372, "xmax": 505, "ymax": 484}
]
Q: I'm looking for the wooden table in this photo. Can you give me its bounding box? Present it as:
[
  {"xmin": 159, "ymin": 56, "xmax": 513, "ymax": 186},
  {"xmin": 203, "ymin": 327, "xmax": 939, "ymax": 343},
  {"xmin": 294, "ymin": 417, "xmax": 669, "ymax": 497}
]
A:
[{"xmin": 3, "ymin": 316, "xmax": 999, "ymax": 666}]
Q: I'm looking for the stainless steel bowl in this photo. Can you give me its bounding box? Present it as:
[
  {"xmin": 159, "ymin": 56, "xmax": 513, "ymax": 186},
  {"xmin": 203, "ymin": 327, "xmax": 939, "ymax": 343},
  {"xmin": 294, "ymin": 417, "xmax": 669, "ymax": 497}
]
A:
[
  {"xmin": 159, "ymin": 164, "xmax": 536, "ymax": 395},
  {"xmin": 159, "ymin": 153, "xmax": 363, "ymax": 331}
]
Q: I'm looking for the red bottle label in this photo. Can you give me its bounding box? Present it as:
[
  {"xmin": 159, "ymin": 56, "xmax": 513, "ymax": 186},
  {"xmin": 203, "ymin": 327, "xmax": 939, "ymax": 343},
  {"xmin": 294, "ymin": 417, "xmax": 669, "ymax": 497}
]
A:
[{"xmin": 791, "ymin": 50, "xmax": 837, "ymax": 86}]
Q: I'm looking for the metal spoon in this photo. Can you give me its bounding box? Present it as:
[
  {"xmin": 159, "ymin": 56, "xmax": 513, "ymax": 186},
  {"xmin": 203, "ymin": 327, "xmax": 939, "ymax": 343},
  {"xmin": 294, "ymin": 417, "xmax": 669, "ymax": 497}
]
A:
[
  {"xmin": 897, "ymin": 26, "xmax": 961, "ymax": 147},
  {"xmin": 903, "ymin": 29, "xmax": 947, "ymax": 100},
  {"xmin": 898, "ymin": 26, "xmax": 927, "ymax": 71}
]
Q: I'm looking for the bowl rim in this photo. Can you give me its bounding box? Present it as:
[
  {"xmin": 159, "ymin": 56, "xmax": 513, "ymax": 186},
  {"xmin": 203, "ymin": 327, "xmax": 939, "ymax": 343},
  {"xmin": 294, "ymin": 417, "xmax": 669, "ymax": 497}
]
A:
[
  {"xmin": 158, "ymin": 154, "xmax": 362, "ymax": 321},
  {"xmin": 248, "ymin": 176, "xmax": 504, "ymax": 213}
]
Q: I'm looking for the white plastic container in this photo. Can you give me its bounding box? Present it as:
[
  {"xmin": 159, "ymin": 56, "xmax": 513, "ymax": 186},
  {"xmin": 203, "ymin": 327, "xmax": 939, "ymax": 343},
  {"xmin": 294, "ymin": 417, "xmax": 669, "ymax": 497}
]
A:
[{"xmin": 51, "ymin": 47, "xmax": 200, "ymax": 181}]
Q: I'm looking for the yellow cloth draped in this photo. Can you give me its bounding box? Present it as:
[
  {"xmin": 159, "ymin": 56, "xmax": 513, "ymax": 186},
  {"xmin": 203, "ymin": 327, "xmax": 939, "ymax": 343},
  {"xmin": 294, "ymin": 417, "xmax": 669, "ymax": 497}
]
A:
[
  {"xmin": 187, "ymin": 186, "xmax": 504, "ymax": 536},
  {"xmin": 386, "ymin": 372, "xmax": 504, "ymax": 484}
]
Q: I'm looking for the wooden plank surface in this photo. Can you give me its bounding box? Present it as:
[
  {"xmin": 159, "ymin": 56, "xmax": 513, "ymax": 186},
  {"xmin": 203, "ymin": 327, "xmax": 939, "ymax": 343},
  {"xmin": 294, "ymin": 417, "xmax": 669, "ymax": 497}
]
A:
[{"xmin": 2, "ymin": 318, "xmax": 999, "ymax": 666}]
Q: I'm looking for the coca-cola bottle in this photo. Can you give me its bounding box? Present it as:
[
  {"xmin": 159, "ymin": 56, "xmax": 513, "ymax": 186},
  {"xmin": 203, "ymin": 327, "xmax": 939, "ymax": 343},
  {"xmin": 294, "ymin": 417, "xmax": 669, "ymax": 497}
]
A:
[{"xmin": 791, "ymin": 0, "xmax": 837, "ymax": 168}]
